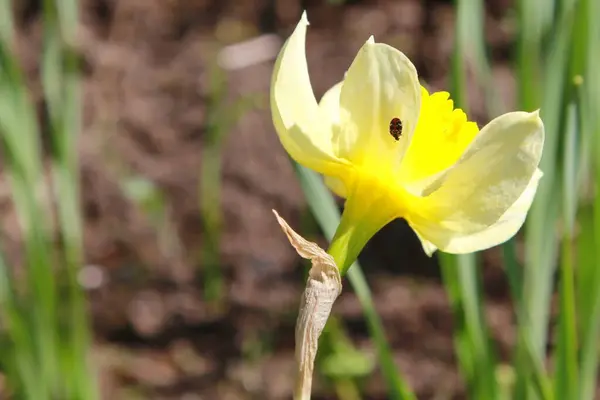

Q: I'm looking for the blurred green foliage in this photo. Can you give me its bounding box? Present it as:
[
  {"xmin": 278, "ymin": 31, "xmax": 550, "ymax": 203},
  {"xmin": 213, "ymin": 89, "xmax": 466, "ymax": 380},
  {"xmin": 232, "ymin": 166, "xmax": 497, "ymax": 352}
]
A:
[
  {"xmin": 199, "ymin": 60, "xmax": 260, "ymax": 303},
  {"xmin": 0, "ymin": 0, "xmax": 95, "ymax": 398}
]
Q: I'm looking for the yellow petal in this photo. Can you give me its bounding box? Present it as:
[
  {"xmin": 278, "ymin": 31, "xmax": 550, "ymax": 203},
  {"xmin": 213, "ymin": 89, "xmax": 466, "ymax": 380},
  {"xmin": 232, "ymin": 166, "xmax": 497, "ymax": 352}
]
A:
[
  {"xmin": 337, "ymin": 37, "xmax": 421, "ymax": 169},
  {"xmin": 318, "ymin": 82, "xmax": 351, "ymax": 198},
  {"xmin": 270, "ymin": 12, "xmax": 348, "ymax": 176},
  {"xmin": 407, "ymin": 111, "xmax": 544, "ymax": 240},
  {"xmin": 413, "ymin": 230, "xmax": 438, "ymax": 256},
  {"xmin": 319, "ymin": 81, "xmax": 343, "ymax": 131},
  {"xmin": 412, "ymin": 169, "xmax": 543, "ymax": 254}
]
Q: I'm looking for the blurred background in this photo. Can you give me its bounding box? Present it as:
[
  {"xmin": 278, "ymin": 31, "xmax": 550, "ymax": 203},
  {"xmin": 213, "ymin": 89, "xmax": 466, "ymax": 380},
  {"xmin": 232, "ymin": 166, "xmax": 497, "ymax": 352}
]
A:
[{"xmin": 0, "ymin": 0, "xmax": 598, "ymax": 399}]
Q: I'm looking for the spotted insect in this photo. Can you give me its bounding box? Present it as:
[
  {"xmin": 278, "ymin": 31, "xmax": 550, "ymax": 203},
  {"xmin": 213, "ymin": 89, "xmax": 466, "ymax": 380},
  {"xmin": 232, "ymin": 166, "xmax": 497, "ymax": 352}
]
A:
[{"xmin": 389, "ymin": 117, "xmax": 403, "ymax": 141}]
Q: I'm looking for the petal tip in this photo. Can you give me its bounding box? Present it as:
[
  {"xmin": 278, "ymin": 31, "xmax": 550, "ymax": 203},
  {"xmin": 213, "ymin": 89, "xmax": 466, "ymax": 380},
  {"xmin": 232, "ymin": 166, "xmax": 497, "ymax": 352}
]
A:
[
  {"xmin": 366, "ymin": 35, "xmax": 375, "ymax": 44},
  {"xmin": 530, "ymin": 109, "xmax": 543, "ymax": 124},
  {"xmin": 300, "ymin": 10, "xmax": 309, "ymax": 25}
]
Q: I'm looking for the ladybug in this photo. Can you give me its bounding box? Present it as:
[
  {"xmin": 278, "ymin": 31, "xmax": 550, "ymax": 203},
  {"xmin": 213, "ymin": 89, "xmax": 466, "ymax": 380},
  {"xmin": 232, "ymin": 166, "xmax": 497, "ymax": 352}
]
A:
[{"xmin": 389, "ymin": 117, "xmax": 403, "ymax": 141}]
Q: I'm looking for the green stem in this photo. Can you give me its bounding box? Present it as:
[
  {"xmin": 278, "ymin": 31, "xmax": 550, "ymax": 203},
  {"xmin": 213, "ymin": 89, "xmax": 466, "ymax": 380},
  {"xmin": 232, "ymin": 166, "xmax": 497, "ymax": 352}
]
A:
[
  {"xmin": 327, "ymin": 214, "xmax": 377, "ymax": 275},
  {"xmin": 327, "ymin": 180, "xmax": 397, "ymax": 275}
]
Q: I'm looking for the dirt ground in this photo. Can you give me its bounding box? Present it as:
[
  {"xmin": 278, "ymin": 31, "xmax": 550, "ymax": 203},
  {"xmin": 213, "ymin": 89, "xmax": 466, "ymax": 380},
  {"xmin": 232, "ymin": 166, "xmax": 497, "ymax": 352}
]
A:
[{"xmin": 6, "ymin": 0, "xmax": 525, "ymax": 399}]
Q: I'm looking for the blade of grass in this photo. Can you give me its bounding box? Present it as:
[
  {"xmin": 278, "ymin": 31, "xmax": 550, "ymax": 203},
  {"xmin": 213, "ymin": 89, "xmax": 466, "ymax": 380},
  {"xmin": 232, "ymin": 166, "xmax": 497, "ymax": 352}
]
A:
[
  {"xmin": 199, "ymin": 60, "xmax": 258, "ymax": 302},
  {"xmin": 199, "ymin": 62, "xmax": 228, "ymax": 302},
  {"xmin": 0, "ymin": 254, "xmax": 41, "ymax": 399},
  {"xmin": 443, "ymin": 1, "xmax": 499, "ymax": 397},
  {"xmin": 576, "ymin": 203, "xmax": 600, "ymax": 400},
  {"xmin": 556, "ymin": 10, "xmax": 590, "ymax": 393},
  {"xmin": 292, "ymin": 162, "xmax": 415, "ymax": 400},
  {"xmin": 516, "ymin": 0, "xmax": 554, "ymax": 111},
  {"xmin": 455, "ymin": 0, "xmax": 502, "ymax": 115},
  {"xmin": 505, "ymin": 270, "xmax": 555, "ymax": 400},
  {"xmin": 439, "ymin": 249, "xmax": 500, "ymax": 400},
  {"xmin": 41, "ymin": 0, "xmax": 97, "ymax": 397},
  {"xmin": 578, "ymin": 0, "xmax": 600, "ymax": 395},
  {"xmin": 553, "ymin": 100, "xmax": 579, "ymax": 400},
  {"xmin": 519, "ymin": 329, "xmax": 555, "ymax": 400},
  {"xmin": 515, "ymin": 0, "xmax": 576, "ymax": 398},
  {"xmin": 513, "ymin": 0, "xmax": 570, "ymax": 398},
  {"xmin": 518, "ymin": 7, "xmax": 576, "ymax": 399}
]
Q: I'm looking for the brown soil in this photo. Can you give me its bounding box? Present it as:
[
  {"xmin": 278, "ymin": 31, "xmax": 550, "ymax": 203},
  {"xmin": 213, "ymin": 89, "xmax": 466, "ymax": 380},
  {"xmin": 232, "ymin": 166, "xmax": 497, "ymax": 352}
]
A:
[{"xmin": 5, "ymin": 0, "xmax": 525, "ymax": 399}]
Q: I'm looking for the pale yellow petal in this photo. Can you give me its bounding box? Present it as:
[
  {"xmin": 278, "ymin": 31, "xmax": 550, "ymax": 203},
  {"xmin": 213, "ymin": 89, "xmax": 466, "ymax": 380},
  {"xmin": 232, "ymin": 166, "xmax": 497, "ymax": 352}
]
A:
[
  {"xmin": 408, "ymin": 111, "xmax": 544, "ymax": 236},
  {"xmin": 319, "ymin": 81, "xmax": 343, "ymax": 130},
  {"xmin": 411, "ymin": 169, "xmax": 542, "ymax": 254},
  {"xmin": 337, "ymin": 37, "xmax": 421, "ymax": 169},
  {"xmin": 413, "ymin": 230, "xmax": 438, "ymax": 256},
  {"xmin": 318, "ymin": 82, "xmax": 350, "ymax": 198},
  {"xmin": 270, "ymin": 12, "xmax": 348, "ymax": 176}
]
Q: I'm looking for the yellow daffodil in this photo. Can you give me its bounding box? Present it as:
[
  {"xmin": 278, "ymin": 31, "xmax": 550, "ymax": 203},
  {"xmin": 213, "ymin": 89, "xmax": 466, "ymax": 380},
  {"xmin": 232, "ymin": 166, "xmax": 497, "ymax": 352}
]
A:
[{"xmin": 271, "ymin": 12, "xmax": 544, "ymax": 274}]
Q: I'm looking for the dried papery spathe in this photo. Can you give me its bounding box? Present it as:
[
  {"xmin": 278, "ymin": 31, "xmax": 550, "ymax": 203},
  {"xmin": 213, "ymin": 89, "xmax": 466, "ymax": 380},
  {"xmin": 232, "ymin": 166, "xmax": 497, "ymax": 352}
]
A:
[{"xmin": 273, "ymin": 210, "xmax": 341, "ymax": 400}]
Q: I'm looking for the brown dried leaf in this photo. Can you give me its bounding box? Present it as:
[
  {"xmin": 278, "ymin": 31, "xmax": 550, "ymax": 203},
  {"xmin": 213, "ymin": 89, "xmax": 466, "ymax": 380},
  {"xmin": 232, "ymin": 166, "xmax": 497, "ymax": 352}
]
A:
[{"xmin": 272, "ymin": 210, "xmax": 342, "ymax": 400}]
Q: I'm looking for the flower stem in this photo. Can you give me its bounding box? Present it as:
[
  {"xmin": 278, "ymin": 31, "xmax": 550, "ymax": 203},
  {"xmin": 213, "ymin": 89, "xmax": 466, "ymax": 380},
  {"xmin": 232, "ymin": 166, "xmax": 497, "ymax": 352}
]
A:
[
  {"xmin": 327, "ymin": 222, "xmax": 364, "ymax": 275},
  {"xmin": 327, "ymin": 207, "xmax": 385, "ymax": 275}
]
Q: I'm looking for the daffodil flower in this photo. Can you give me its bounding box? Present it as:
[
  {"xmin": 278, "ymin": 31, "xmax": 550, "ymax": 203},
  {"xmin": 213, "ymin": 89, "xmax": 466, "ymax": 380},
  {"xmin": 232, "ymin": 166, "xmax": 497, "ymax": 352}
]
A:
[{"xmin": 271, "ymin": 12, "xmax": 544, "ymax": 274}]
